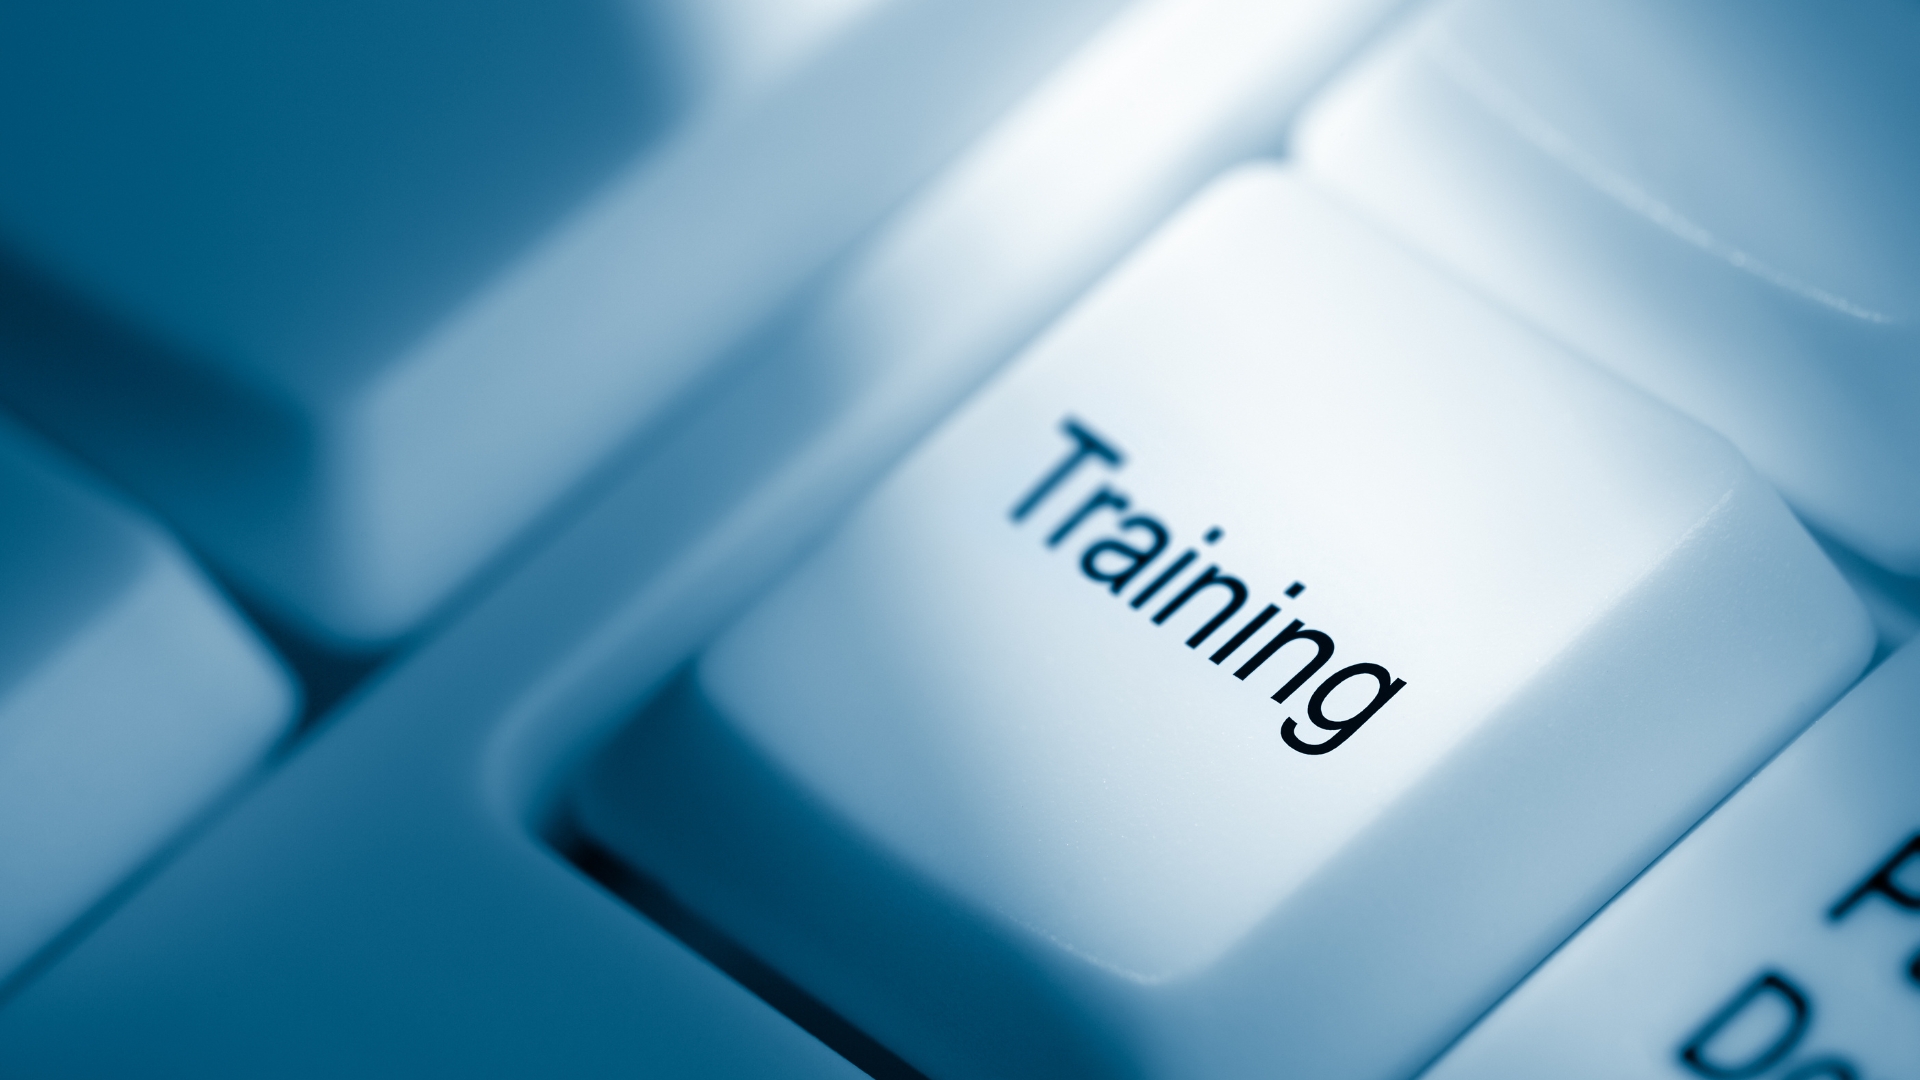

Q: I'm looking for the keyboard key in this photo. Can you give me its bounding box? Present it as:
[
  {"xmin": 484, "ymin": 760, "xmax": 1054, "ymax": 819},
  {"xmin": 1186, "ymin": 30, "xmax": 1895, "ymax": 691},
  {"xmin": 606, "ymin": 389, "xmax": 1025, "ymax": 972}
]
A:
[
  {"xmin": 0, "ymin": 417, "xmax": 296, "ymax": 982},
  {"xmin": 1293, "ymin": 0, "xmax": 1920, "ymax": 574},
  {"xmin": 0, "ymin": 0, "xmax": 1123, "ymax": 645},
  {"xmin": 573, "ymin": 166, "xmax": 1872, "ymax": 1080},
  {"xmin": 1420, "ymin": 639, "xmax": 1920, "ymax": 1079}
]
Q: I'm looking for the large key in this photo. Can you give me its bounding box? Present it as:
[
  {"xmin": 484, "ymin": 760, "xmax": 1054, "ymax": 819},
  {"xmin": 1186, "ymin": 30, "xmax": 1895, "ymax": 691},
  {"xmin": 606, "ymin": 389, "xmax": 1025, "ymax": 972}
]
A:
[{"xmin": 574, "ymin": 166, "xmax": 1872, "ymax": 1080}]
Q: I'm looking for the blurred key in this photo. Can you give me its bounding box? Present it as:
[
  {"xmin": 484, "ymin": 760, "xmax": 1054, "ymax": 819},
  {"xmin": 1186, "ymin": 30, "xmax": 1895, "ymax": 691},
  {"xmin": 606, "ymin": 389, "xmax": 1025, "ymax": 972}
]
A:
[
  {"xmin": 1294, "ymin": 0, "xmax": 1920, "ymax": 574},
  {"xmin": 1421, "ymin": 639, "xmax": 1920, "ymax": 1080},
  {"xmin": 573, "ymin": 167, "xmax": 1872, "ymax": 1080},
  {"xmin": 0, "ymin": 417, "xmax": 295, "ymax": 982},
  {"xmin": 0, "ymin": 0, "xmax": 1122, "ymax": 645}
]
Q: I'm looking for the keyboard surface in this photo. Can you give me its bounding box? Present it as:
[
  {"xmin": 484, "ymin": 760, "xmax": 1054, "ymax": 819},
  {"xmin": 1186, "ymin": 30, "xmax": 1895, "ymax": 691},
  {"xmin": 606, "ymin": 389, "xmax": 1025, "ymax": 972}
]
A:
[{"xmin": 0, "ymin": 1, "xmax": 1916, "ymax": 1077}]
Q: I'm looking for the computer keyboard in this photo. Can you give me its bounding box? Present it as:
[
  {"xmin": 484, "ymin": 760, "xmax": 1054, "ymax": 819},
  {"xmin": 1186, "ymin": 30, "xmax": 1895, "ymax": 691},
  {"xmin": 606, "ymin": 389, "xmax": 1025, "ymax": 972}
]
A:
[{"xmin": 0, "ymin": 0, "xmax": 1913, "ymax": 1077}]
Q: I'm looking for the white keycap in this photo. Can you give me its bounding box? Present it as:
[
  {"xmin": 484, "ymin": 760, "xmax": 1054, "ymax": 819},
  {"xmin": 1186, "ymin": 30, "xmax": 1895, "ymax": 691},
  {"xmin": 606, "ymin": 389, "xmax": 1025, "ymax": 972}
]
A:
[
  {"xmin": 0, "ymin": 418, "xmax": 296, "ymax": 981},
  {"xmin": 1422, "ymin": 639, "xmax": 1920, "ymax": 1080},
  {"xmin": 0, "ymin": 0, "xmax": 1121, "ymax": 645},
  {"xmin": 574, "ymin": 166, "xmax": 1872, "ymax": 1080},
  {"xmin": 1293, "ymin": 0, "xmax": 1920, "ymax": 575}
]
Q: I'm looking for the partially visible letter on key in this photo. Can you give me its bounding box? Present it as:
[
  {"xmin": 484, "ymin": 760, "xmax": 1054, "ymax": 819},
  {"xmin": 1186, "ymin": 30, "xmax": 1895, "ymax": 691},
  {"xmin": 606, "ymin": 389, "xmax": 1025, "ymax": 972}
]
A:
[{"xmin": 1418, "ymin": 639, "xmax": 1920, "ymax": 1080}]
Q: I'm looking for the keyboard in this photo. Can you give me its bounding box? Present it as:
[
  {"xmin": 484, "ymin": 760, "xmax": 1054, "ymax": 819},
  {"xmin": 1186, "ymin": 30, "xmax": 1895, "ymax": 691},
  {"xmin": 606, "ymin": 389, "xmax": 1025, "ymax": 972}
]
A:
[{"xmin": 0, "ymin": 0, "xmax": 1915, "ymax": 1076}]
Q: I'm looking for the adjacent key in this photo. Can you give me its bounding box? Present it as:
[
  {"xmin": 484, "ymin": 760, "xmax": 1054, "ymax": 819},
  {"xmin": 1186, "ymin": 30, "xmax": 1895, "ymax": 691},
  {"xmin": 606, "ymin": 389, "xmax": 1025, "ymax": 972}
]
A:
[
  {"xmin": 1293, "ymin": 0, "xmax": 1920, "ymax": 574},
  {"xmin": 0, "ymin": 417, "xmax": 296, "ymax": 982},
  {"xmin": 1420, "ymin": 638, "xmax": 1920, "ymax": 1079},
  {"xmin": 0, "ymin": 0, "xmax": 1121, "ymax": 645},
  {"xmin": 573, "ymin": 167, "xmax": 1872, "ymax": 1080}
]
